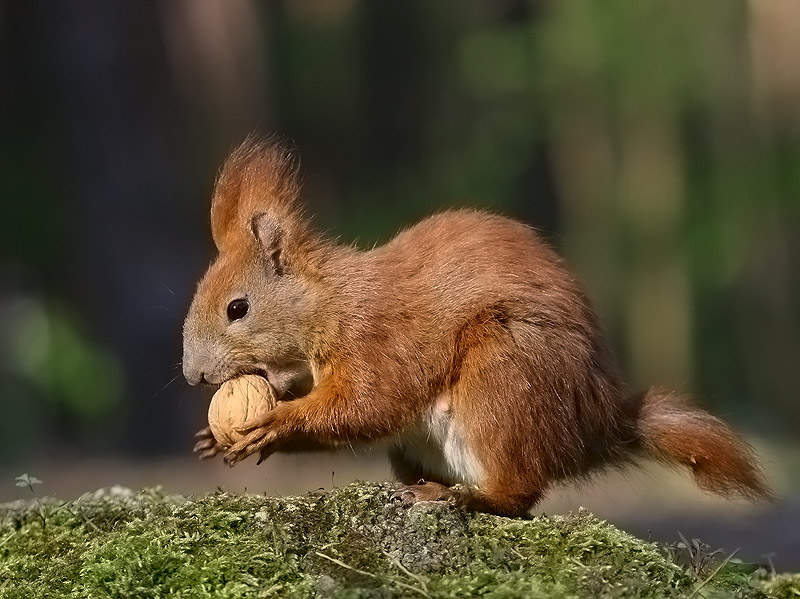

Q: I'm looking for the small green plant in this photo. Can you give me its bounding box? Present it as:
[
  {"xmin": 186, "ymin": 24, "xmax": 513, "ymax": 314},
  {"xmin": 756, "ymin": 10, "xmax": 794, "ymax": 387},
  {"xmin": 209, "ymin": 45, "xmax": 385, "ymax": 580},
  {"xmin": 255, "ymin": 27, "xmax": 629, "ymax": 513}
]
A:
[
  {"xmin": 664, "ymin": 531, "xmax": 766, "ymax": 598},
  {"xmin": 14, "ymin": 474, "xmax": 45, "ymax": 531},
  {"xmin": 669, "ymin": 532, "xmax": 724, "ymax": 578}
]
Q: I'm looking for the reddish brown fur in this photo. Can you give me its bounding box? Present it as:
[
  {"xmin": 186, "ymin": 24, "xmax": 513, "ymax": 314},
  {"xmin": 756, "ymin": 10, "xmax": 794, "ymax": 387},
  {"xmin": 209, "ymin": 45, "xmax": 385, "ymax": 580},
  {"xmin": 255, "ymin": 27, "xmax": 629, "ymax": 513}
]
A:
[
  {"xmin": 183, "ymin": 137, "xmax": 771, "ymax": 516},
  {"xmin": 630, "ymin": 389, "xmax": 772, "ymax": 500}
]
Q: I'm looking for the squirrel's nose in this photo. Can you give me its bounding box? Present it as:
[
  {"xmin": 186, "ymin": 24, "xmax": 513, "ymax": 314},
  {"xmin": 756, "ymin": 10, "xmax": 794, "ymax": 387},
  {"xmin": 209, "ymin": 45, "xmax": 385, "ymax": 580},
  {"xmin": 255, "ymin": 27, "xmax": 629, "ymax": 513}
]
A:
[
  {"xmin": 183, "ymin": 360, "xmax": 219, "ymax": 386},
  {"xmin": 187, "ymin": 372, "xmax": 209, "ymax": 386},
  {"xmin": 183, "ymin": 343, "xmax": 222, "ymax": 385},
  {"xmin": 182, "ymin": 355, "xmax": 206, "ymax": 386},
  {"xmin": 183, "ymin": 366, "xmax": 204, "ymax": 386}
]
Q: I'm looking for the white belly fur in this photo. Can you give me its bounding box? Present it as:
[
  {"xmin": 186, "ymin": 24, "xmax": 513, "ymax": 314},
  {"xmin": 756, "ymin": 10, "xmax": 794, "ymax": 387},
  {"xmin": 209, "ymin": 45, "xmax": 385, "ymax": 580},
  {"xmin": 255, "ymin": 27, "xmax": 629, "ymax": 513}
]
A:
[{"xmin": 397, "ymin": 394, "xmax": 484, "ymax": 486}]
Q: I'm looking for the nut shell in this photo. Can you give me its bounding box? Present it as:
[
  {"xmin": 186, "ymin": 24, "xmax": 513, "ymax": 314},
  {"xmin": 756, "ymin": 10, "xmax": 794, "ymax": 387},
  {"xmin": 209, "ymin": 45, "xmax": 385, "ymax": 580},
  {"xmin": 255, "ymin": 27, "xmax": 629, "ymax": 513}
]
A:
[{"xmin": 208, "ymin": 375, "xmax": 278, "ymax": 447}]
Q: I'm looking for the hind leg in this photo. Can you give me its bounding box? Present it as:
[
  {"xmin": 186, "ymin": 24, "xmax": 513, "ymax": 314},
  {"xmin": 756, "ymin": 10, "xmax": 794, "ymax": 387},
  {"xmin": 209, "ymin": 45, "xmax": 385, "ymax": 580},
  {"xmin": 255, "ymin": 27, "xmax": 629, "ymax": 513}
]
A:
[
  {"xmin": 393, "ymin": 314, "xmax": 568, "ymax": 517},
  {"xmin": 392, "ymin": 480, "xmax": 543, "ymax": 517},
  {"xmin": 388, "ymin": 446, "xmax": 530, "ymax": 514},
  {"xmin": 389, "ymin": 429, "xmax": 543, "ymax": 517}
]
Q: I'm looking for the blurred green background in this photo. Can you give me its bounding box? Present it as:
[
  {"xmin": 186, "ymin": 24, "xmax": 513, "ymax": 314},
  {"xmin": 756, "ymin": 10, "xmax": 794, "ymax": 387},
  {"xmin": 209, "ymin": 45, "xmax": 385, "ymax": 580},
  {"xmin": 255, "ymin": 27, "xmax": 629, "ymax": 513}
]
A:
[
  {"xmin": 1, "ymin": 0, "xmax": 799, "ymax": 561},
  {"xmin": 3, "ymin": 0, "xmax": 798, "ymax": 457}
]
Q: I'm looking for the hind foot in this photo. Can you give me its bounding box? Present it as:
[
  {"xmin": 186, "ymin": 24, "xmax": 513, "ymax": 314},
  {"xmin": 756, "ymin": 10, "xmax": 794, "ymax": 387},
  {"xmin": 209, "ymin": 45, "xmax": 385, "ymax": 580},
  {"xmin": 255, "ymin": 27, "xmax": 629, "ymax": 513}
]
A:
[{"xmin": 392, "ymin": 481, "xmax": 466, "ymax": 507}]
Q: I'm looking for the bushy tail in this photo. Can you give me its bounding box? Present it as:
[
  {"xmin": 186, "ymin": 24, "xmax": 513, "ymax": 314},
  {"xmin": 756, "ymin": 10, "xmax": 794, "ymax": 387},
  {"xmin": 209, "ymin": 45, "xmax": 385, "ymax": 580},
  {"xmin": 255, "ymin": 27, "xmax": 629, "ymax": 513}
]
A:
[{"xmin": 630, "ymin": 388, "xmax": 772, "ymax": 501}]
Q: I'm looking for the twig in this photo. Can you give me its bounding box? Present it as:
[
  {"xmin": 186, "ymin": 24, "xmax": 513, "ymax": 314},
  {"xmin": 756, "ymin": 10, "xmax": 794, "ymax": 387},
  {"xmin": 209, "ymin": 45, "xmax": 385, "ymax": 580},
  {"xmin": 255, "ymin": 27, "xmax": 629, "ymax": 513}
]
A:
[
  {"xmin": 0, "ymin": 530, "xmax": 18, "ymax": 548},
  {"xmin": 314, "ymin": 551, "xmax": 431, "ymax": 598},
  {"xmin": 381, "ymin": 550, "xmax": 429, "ymax": 593},
  {"xmin": 509, "ymin": 547, "xmax": 527, "ymax": 561},
  {"xmin": 78, "ymin": 507, "xmax": 101, "ymax": 533},
  {"xmin": 687, "ymin": 549, "xmax": 740, "ymax": 599}
]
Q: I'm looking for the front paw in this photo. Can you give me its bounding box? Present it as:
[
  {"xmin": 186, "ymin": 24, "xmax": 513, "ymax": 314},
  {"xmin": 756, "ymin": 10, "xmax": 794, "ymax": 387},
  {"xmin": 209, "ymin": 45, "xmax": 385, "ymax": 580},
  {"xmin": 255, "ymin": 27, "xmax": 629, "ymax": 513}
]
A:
[
  {"xmin": 223, "ymin": 414, "xmax": 279, "ymax": 466},
  {"xmin": 193, "ymin": 426, "xmax": 226, "ymax": 460}
]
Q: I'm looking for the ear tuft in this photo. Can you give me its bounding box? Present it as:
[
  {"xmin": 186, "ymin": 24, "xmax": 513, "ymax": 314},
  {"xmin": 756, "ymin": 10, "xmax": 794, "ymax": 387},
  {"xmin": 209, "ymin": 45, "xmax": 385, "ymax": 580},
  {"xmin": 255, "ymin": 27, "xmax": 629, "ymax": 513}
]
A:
[
  {"xmin": 251, "ymin": 212, "xmax": 285, "ymax": 275},
  {"xmin": 210, "ymin": 135, "xmax": 301, "ymax": 251}
]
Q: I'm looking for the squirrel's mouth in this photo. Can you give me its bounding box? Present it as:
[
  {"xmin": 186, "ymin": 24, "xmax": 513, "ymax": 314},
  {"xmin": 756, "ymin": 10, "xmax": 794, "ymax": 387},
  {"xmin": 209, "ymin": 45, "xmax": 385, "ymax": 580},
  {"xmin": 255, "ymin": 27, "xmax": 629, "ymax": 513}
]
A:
[
  {"xmin": 236, "ymin": 362, "xmax": 313, "ymax": 401},
  {"xmin": 239, "ymin": 367, "xmax": 272, "ymax": 386},
  {"xmin": 237, "ymin": 367, "xmax": 295, "ymax": 402}
]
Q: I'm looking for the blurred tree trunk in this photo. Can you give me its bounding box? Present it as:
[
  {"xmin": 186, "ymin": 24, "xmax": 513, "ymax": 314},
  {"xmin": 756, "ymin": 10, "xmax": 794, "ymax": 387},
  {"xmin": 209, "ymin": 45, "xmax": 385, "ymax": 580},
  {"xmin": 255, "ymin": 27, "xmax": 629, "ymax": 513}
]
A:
[
  {"xmin": 617, "ymin": 106, "xmax": 690, "ymax": 388},
  {"xmin": 42, "ymin": 0, "xmax": 191, "ymax": 453},
  {"xmin": 39, "ymin": 0, "xmax": 273, "ymax": 453}
]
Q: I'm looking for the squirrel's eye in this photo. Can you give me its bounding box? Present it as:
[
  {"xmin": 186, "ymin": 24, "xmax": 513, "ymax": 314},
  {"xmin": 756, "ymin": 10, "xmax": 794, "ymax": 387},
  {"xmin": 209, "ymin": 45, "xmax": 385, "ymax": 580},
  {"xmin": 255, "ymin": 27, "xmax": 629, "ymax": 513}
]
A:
[{"xmin": 226, "ymin": 298, "xmax": 249, "ymax": 321}]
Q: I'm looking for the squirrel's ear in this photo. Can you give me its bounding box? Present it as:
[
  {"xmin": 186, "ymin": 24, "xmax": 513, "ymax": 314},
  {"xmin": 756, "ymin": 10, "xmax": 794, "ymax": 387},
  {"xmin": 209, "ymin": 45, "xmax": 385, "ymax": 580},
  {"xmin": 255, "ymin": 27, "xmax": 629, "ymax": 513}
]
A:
[
  {"xmin": 251, "ymin": 212, "xmax": 286, "ymax": 275},
  {"xmin": 210, "ymin": 187, "xmax": 239, "ymax": 251},
  {"xmin": 210, "ymin": 135, "xmax": 301, "ymax": 252},
  {"xmin": 210, "ymin": 140, "xmax": 253, "ymax": 250}
]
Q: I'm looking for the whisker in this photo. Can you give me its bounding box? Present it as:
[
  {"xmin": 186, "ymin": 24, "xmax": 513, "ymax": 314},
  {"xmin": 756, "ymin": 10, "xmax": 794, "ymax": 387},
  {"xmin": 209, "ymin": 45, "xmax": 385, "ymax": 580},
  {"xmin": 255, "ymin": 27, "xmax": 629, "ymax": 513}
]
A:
[
  {"xmin": 160, "ymin": 281, "xmax": 177, "ymax": 297},
  {"xmin": 144, "ymin": 363, "xmax": 184, "ymax": 377},
  {"xmin": 153, "ymin": 374, "xmax": 180, "ymax": 399}
]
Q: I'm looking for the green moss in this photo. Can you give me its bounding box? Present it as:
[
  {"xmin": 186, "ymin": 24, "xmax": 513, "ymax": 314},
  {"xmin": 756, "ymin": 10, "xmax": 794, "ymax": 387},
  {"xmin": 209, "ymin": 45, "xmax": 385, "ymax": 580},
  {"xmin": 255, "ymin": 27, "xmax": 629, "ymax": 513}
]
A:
[
  {"xmin": 760, "ymin": 574, "xmax": 800, "ymax": 598},
  {"xmin": 0, "ymin": 482, "xmax": 792, "ymax": 598}
]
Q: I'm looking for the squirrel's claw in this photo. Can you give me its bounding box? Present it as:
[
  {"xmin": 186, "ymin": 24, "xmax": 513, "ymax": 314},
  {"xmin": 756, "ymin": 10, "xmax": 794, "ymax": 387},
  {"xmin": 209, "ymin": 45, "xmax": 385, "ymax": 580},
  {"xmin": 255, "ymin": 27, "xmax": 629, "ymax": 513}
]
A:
[
  {"xmin": 223, "ymin": 425, "xmax": 277, "ymax": 466},
  {"xmin": 192, "ymin": 426, "xmax": 225, "ymax": 460},
  {"xmin": 193, "ymin": 437, "xmax": 216, "ymax": 452},
  {"xmin": 193, "ymin": 433, "xmax": 217, "ymax": 449},
  {"xmin": 193, "ymin": 437, "xmax": 225, "ymax": 459},
  {"xmin": 194, "ymin": 426, "xmax": 213, "ymax": 439},
  {"xmin": 197, "ymin": 447, "xmax": 222, "ymax": 460}
]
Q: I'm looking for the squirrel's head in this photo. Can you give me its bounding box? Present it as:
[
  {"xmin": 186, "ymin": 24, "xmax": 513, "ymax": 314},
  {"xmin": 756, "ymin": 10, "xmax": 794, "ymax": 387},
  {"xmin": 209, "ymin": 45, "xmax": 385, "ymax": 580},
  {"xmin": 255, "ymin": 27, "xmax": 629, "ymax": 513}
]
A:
[{"xmin": 182, "ymin": 137, "xmax": 319, "ymax": 397}]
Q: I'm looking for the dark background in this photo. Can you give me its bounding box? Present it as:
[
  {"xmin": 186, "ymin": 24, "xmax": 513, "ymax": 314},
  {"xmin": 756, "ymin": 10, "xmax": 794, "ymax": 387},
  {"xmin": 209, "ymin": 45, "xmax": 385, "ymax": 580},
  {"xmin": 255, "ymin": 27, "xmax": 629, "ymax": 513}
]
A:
[{"xmin": 1, "ymin": 0, "xmax": 799, "ymax": 569}]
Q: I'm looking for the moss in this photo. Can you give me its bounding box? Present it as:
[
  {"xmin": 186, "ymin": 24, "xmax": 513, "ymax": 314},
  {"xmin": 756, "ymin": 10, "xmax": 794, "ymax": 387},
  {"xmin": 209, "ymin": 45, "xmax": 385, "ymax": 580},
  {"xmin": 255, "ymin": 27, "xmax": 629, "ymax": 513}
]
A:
[
  {"xmin": 0, "ymin": 482, "xmax": 793, "ymax": 598},
  {"xmin": 760, "ymin": 574, "xmax": 800, "ymax": 598}
]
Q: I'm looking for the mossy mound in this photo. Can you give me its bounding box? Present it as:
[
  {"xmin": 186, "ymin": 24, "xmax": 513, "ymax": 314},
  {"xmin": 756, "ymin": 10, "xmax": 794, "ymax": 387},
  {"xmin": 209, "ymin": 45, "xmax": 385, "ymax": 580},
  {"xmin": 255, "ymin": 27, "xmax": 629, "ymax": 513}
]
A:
[{"xmin": 0, "ymin": 482, "xmax": 796, "ymax": 598}]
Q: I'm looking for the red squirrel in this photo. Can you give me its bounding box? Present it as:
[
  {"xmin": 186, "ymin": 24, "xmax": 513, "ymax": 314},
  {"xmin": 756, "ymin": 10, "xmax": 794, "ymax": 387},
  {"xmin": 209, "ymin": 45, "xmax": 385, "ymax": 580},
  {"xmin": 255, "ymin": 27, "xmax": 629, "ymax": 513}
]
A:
[{"xmin": 183, "ymin": 137, "xmax": 771, "ymax": 517}]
